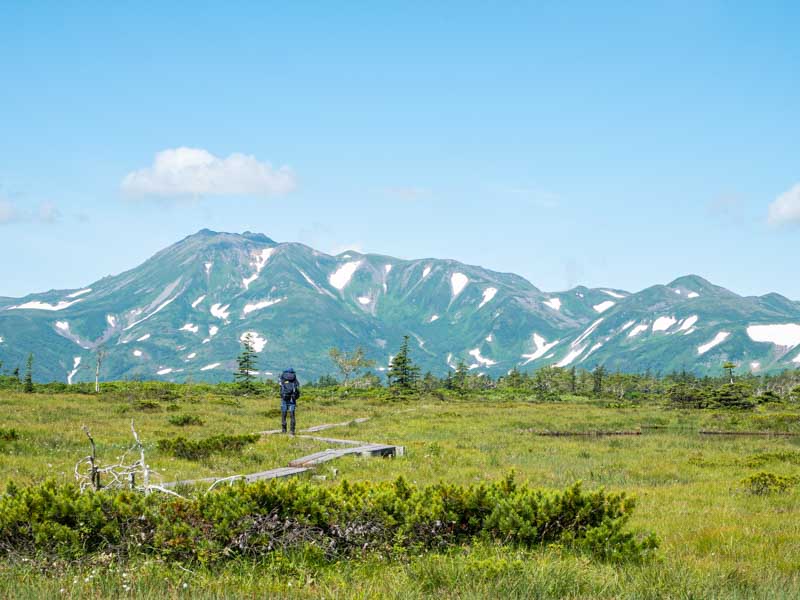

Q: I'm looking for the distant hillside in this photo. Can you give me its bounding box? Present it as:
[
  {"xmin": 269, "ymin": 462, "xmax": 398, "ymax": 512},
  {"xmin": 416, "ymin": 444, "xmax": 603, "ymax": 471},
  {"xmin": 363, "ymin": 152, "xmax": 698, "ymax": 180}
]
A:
[{"xmin": 1, "ymin": 229, "xmax": 799, "ymax": 383}]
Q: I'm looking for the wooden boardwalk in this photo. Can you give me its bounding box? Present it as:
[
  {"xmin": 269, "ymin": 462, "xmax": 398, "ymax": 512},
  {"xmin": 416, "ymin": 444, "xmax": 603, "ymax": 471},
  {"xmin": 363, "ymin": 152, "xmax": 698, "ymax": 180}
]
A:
[{"xmin": 162, "ymin": 418, "xmax": 403, "ymax": 490}]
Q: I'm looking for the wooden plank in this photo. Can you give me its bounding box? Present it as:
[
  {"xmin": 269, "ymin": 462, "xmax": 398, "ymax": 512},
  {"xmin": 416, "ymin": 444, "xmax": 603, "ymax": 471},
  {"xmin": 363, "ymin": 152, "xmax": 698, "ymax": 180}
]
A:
[
  {"xmin": 304, "ymin": 418, "xmax": 370, "ymax": 433},
  {"xmin": 162, "ymin": 466, "xmax": 309, "ymax": 488},
  {"xmin": 295, "ymin": 435, "xmax": 366, "ymax": 446},
  {"xmin": 245, "ymin": 466, "xmax": 310, "ymax": 481}
]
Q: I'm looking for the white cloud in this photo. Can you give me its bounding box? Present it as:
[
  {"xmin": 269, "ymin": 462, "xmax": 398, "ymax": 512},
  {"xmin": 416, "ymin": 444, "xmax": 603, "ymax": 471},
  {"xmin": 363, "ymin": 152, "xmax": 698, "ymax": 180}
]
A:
[
  {"xmin": 768, "ymin": 183, "xmax": 800, "ymax": 226},
  {"xmin": 121, "ymin": 147, "xmax": 296, "ymax": 198}
]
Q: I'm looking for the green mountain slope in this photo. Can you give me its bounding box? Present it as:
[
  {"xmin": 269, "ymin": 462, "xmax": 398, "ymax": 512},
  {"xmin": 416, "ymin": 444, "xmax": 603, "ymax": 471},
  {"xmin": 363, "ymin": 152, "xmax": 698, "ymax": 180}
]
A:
[{"xmin": 1, "ymin": 231, "xmax": 798, "ymax": 382}]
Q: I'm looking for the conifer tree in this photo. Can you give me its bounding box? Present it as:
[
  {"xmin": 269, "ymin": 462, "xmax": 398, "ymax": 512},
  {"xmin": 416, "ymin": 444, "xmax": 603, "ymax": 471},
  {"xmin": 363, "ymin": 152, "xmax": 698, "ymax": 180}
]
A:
[
  {"xmin": 235, "ymin": 334, "xmax": 258, "ymax": 394},
  {"xmin": 387, "ymin": 335, "xmax": 420, "ymax": 391},
  {"xmin": 569, "ymin": 366, "xmax": 577, "ymax": 394},
  {"xmin": 23, "ymin": 353, "xmax": 34, "ymax": 393},
  {"xmin": 592, "ymin": 364, "xmax": 606, "ymax": 396}
]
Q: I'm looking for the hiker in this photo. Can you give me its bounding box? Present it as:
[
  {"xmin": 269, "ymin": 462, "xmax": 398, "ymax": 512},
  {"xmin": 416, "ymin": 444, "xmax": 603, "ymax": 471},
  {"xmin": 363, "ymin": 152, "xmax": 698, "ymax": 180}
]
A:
[{"xmin": 279, "ymin": 367, "xmax": 301, "ymax": 434}]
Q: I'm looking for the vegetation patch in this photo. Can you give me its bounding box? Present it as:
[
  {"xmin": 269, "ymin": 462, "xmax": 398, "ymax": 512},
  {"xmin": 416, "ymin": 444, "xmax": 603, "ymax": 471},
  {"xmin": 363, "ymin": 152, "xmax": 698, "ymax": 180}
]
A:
[
  {"xmin": 744, "ymin": 451, "xmax": 800, "ymax": 468},
  {"xmin": 0, "ymin": 475, "xmax": 657, "ymax": 564},
  {"xmin": 0, "ymin": 427, "xmax": 19, "ymax": 442},
  {"xmin": 740, "ymin": 472, "xmax": 798, "ymax": 496},
  {"xmin": 156, "ymin": 433, "xmax": 259, "ymax": 460},
  {"xmin": 167, "ymin": 414, "xmax": 205, "ymax": 427}
]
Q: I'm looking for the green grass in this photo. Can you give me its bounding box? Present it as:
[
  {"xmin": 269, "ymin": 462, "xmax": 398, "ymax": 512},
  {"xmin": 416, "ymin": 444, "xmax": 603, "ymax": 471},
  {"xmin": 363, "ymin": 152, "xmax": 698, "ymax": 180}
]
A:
[{"xmin": 2, "ymin": 387, "xmax": 800, "ymax": 597}]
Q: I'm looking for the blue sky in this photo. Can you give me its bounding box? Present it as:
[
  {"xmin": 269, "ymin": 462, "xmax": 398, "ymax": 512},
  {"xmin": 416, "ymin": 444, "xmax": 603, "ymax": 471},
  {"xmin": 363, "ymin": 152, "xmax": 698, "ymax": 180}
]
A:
[{"xmin": 1, "ymin": 2, "xmax": 798, "ymax": 299}]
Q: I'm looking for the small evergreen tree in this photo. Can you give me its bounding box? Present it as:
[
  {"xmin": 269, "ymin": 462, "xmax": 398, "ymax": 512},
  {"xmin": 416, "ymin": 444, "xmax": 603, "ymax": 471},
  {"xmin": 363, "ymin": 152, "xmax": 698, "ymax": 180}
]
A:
[
  {"xmin": 569, "ymin": 366, "xmax": 577, "ymax": 394},
  {"xmin": 722, "ymin": 361, "xmax": 737, "ymax": 384},
  {"xmin": 23, "ymin": 353, "xmax": 34, "ymax": 393},
  {"xmin": 235, "ymin": 334, "xmax": 258, "ymax": 394},
  {"xmin": 387, "ymin": 336, "xmax": 420, "ymax": 391},
  {"xmin": 592, "ymin": 364, "xmax": 606, "ymax": 396}
]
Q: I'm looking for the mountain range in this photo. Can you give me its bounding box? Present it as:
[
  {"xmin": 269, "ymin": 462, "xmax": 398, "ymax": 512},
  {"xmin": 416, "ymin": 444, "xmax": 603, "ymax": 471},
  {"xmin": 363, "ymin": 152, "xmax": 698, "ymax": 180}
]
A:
[{"xmin": 1, "ymin": 229, "xmax": 799, "ymax": 383}]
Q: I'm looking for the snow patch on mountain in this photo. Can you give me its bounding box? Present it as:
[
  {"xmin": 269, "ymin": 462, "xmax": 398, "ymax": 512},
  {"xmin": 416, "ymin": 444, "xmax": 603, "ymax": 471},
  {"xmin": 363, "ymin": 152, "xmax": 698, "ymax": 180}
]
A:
[
  {"xmin": 200, "ymin": 363, "xmax": 220, "ymax": 371},
  {"xmin": 209, "ymin": 325, "xmax": 219, "ymax": 337},
  {"xmin": 180, "ymin": 323, "xmax": 199, "ymax": 334},
  {"xmin": 191, "ymin": 295, "xmax": 206, "ymax": 308},
  {"xmin": 67, "ymin": 288, "xmax": 92, "ymax": 299},
  {"xmin": 429, "ymin": 315, "xmax": 439, "ymax": 323},
  {"xmin": 357, "ymin": 296, "xmax": 371, "ymax": 305},
  {"xmin": 240, "ymin": 331, "xmax": 267, "ymax": 352},
  {"xmin": 557, "ymin": 345, "xmax": 586, "ymax": 368},
  {"xmin": 574, "ymin": 318, "xmax": 604, "ymax": 347},
  {"xmin": 620, "ymin": 321, "xmax": 635, "ymax": 331},
  {"xmin": 451, "ymin": 273, "xmax": 469, "ymax": 297},
  {"xmin": 543, "ymin": 298, "xmax": 561, "ymax": 311},
  {"xmin": 602, "ymin": 290, "xmax": 626, "ymax": 299},
  {"xmin": 675, "ymin": 316, "xmax": 698, "ymax": 334},
  {"xmin": 746, "ymin": 324, "xmax": 800, "ymax": 348},
  {"xmin": 628, "ymin": 323, "xmax": 648, "ymax": 338},
  {"xmin": 243, "ymin": 298, "xmax": 283, "ymax": 315},
  {"xmin": 469, "ymin": 348, "xmax": 497, "ymax": 366},
  {"xmin": 242, "ymin": 248, "xmax": 274, "ymax": 289},
  {"xmin": 298, "ymin": 269, "xmax": 334, "ymax": 298},
  {"xmin": 133, "ymin": 350, "xmax": 143, "ymax": 357},
  {"xmin": 486, "ymin": 334, "xmax": 493, "ymax": 342},
  {"xmin": 422, "ymin": 266, "xmax": 432, "ymax": 279},
  {"xmin": 55, "ymin": 321, "xmax": 70, "ymax": 332},
  {"xmin": 106, "ymin": 315, "xmax": 117, "ymax": 328},
  {"xmin": 687, "ymin": 292, "xmax": 700, "ymax": 299},
  {"xmin": 204, "ymin": 262, "xmax": 213, "ymax": 275},
  {"xmin": 210, "ymin": 303, "xmax": 231, "ymax": 320},
  {"xmin": 137, "ymin": 333, "xmax": 151, "ymax": 342},
  {"xmin": 11, "ymin": 299, "xmax": 83, "ymax": 311},
  {"xmin": 652, "ymin": 316, "xmax": 677, "ymax": 332},
  {"xmin": 0, "ymin": 336, "xmax": 3, "ymax": 344},
  {"xmin": 794, "ymin": 352, "xmax": 800, "ymax": 364},
  {"xmin": 584, "ymin": 342, "xmax": 603, "ymax": 360},
  {"xmin": 157, "ymin": 368, "xmax": 173, "ymax": 375},
  {"xmin": 330, "ymin": 261, "xmax": 362, "ymax": 290},
  {"xmin": 593, "ymin": 301, "xmax": 615, "ymax": 313},
  {"xmin": 385, "ymin": 264, "xmax": 392, "ymax": 274},
  {"xmin": 522, "ymin": 333, "xmax": 559, "ymax": 365},
  {"xmin": 479, "ymin": 287, "xmax": 498, "ymax": 309},
  {"xmin": 750, "ymin": 361, "xmax": 761, "ymax": 371},
  {"xmin": 124, "ymin": 281, "xmax": 183, "ymax": 331},
  {"xmin": 187, "ymin": 352, "xmax": 196, "ymax": 360},
  {"xmin": 698, "ymin": 332, "xmax": 730, "ymax": 355},
  {"xmin": 67, "ymin": 357, "xmax": 81, "ymax": 385}
]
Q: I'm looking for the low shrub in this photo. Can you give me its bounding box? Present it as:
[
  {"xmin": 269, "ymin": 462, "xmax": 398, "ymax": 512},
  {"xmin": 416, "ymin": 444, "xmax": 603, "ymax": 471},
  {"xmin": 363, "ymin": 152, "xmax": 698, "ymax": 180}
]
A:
[
  {"xmin": 156, "ymin": 434, "xmax": 259, "ymax": 460},
  {"xmin": 167, "ymin": 414, "xmax": 205, "ymax": 427},
  {"xmin": 0, "ymin": 427, "xmax": 19, "ymax": 441},
  {"xmin": 740, "ymin": 471, "xmax": 798, "ymax": 495},
  {"xmin": 744, "ymin": 451, "xmax": 800, "ymax": 468},
  {"xmin": 0, "ymin": 475, "xmax": 658, "ymax": 564}
]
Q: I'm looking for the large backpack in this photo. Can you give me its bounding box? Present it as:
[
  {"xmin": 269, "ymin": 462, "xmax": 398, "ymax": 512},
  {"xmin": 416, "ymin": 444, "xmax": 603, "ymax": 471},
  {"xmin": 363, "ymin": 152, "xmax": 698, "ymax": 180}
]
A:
[{"xmin": 281, "ymin": 377, "xmax": 299, "ymax": 403}]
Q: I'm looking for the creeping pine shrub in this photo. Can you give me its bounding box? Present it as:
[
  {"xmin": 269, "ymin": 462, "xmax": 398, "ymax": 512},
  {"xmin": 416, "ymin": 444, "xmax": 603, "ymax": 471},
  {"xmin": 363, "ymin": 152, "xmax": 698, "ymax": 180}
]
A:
[
  {"xmin": 156, "ymin": 434, "xmax": 259, "ymax": 460},
  {"xmin": 0, "ymin": 474, "xmax": 658, "ymax": 564},
  {"xmin": 741, "ymin": 472, "xmax": 798, "ymax": 495},
  {"xmin": 0, "ymin": 427, "xmax": 19, "ymax": 441},
  {"xmin": 167, "ymin": 414, "xmax": 205, "ymax": 427}
]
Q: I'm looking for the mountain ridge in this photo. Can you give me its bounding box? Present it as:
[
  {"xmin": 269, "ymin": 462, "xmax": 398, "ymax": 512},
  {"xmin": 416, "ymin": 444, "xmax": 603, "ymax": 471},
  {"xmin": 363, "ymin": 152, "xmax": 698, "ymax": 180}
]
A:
[{"xmin": 1, "ymin": 229, "xmax": 799, "ymax": 383}]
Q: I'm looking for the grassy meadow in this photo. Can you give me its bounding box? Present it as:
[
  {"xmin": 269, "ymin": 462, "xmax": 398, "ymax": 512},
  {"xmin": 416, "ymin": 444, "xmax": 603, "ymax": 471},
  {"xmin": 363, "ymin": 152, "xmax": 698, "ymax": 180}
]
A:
[{"xmin": 1, "ymin": 384, "xmax": 800, "ymax": 598}]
